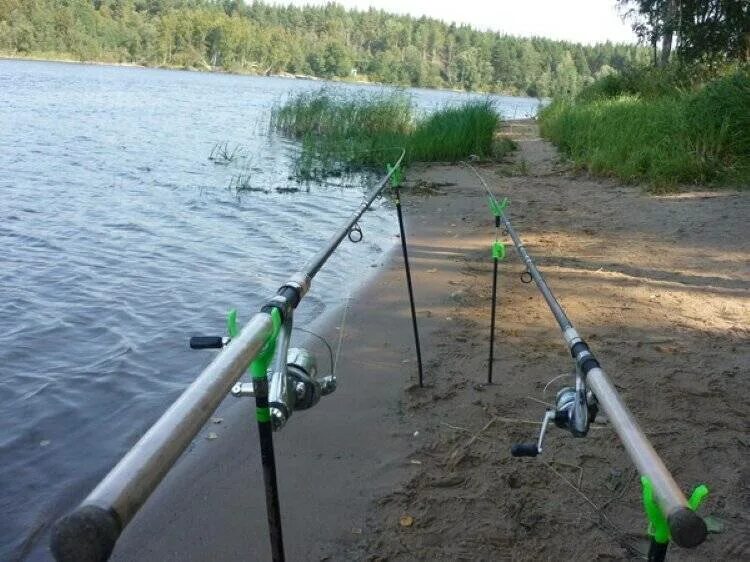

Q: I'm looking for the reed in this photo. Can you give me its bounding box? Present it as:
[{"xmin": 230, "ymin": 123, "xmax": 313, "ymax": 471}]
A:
[{"xmin": 272, "ymin": 89, "xmax": 502, "ymax": 178}]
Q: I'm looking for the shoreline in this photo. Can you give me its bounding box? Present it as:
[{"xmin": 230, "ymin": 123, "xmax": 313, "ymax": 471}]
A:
[
  {"xmin": 49, "ymin": 123, "xmax": 748, "ymax": 560},
  {"xmin": 108, "ymin": 237, "xmax": 422, "ymax": 561}
]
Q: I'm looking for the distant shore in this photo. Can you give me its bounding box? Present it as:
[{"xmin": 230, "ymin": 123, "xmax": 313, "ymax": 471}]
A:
[{"xmin": 0, "ymin": 52, "xmax": 521, "ymax": 97}]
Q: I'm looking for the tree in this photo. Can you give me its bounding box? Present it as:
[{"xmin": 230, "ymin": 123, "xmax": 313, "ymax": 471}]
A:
[
  {"xmin": 0, "ymin": 0, "xmax": 651, "ymax": 94},
  {"xmin": 618, "ymin": 0, "xmax": 750, "ymax": 64}
]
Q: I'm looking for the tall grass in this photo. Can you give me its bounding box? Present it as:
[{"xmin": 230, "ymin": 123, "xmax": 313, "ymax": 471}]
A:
[
  {"xmin": 540, "ymin": 68, "xmax": 750, "ymax": 190},
  {"xmin": 272, "ymin": 89, "xmax": 502, "ymax": 179},
  {"xmin": 272, "ymin": 90, "xmax": 413, "ymax": 139},
  {"xmin": 409, "ymin": 102, "xmax": 500, "ymax": 162}
]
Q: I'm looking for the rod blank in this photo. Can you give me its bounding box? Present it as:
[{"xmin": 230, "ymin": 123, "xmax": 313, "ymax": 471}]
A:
[
  {"xmin": 297, "ymin": 149, "xmax": 406, "ymax": 286},
  {"xmin": 51, "ymin": 313, "xmax": 275, "ymax": 562},
  {"xmin": 499, "ymin": 210, "xmax": 706, "ymax": 548}
]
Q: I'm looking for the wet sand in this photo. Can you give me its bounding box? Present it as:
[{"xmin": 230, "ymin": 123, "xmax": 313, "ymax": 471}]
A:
[{"xmin": 110, "ymin": 122, "xmax": 749, "ymax": 561}]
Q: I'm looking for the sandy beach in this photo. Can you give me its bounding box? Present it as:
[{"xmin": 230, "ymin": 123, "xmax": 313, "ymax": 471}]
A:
[{"xmin": 108, "ymin": 122, "xmax": 749, "ymax": 561}]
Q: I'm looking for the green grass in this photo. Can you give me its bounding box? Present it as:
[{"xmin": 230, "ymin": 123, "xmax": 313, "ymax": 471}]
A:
[
  {"xmin": 271, "ymin": 89, "xmax": 502, "ymax": 179},
  {"xmin": 539, "ymin": 68, "xmax": 750, "ymax": 191}
]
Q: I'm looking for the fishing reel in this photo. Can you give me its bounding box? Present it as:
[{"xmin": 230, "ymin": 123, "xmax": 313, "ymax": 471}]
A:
[
  {"xmin": 511, "ymin": 366, "xmax": 598, "ymax": 457},
  {"xmin": 190, "ymin": 324, "xmax": 336, "ymax": 432},
  {"xmin": 230, "ymin": 346, "xmax": 336, "ymax": 430}
]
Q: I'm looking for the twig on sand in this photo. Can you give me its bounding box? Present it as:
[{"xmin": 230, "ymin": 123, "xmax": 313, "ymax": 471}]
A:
[
  {"xmin": 599, "ymin": 470, "xmax": 637, "ymax": 511},
  {"xmin": 525, "ymin": 396, "xmax": 554, "ymax": 408},
  {"xmin": 441, "ymin": 422, "xmax": 492, "ymax": 444},
  {"xmin": 448, "ymin": 417, "xmax": 497, "ymax": 465},
  {"xmin": 462, "ymin": 417, "xmax": 497, "ymax": 450},
  {"xmin": 495, "ymin": 416, "xmax": 544, "ymax": 425},
  {"xmin": 548, "ymin": 459, "xmax": 585, "ymax": 489},
  {"xmin": 441, "ymin": 422, "xmax": 471, "ymax": 433},
  {"xmin": 542, "ymin": 460, "xmax": 643, "ymax": 556},
  {"xmin": 542, "ymin": 460, "xmax": 604, "ymax": 519}
]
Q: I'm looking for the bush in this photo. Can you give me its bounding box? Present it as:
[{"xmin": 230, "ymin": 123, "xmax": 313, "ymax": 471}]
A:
[{"xmin": 540, "ymin": 68, "xmax": 750, "ymax": 189}]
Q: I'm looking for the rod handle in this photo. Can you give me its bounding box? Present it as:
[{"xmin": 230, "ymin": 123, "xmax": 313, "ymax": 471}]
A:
[
  {"xmin": 189, "ymin": 336, "xmax": 224, "ymax": 349},
  {"xmin": 668, "ymin": 507, "xmax": 707, "ymax": 548},
  {"xmin": 510, "ymin": 443, "xmax": 539, "ymax": 457},
  {"xmin": 50, "ymin": 505, "xmax": 122, "ymax": 562}
]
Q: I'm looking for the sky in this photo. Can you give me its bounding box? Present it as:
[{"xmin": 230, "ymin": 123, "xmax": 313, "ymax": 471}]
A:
[{"xmin": 266, "ymin": 0, "xmax": 637, "ymax": 45}]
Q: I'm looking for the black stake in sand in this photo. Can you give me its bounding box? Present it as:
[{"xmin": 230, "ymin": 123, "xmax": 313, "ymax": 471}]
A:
[
  {"xmin": 487, "ymin": 209, "xmax": 506, "ymax": 384},
  {"xmin": 389, "ymin": 166, "xmax": 424, "ymax": 388},
  {"xmin": 254, "ymin": 383, "xmax": 285, "ymax": 562},
  {"xmin": 488, "ymin": 221, "xmax": 500, "ymax": 384}
]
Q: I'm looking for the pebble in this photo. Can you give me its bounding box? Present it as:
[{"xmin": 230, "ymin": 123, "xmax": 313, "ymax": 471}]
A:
[{"xmin": 399, "ymin": 515, "xmax": 415, "ymax": 527}]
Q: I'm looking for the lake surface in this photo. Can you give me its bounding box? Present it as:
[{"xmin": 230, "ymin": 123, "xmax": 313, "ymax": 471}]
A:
[{"xmin": 0, "ymin": 59, "xmax": 540, "ymax": 560}]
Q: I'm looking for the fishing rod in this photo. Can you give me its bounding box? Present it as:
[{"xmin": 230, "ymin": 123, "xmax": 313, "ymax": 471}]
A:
[
  {"xmin": 465, "ymin": 163, "xmax": 709, "ymax": 558},
  {"xmin": 50, "ymin": 149, "xmax": 412, "ymax": 562}
]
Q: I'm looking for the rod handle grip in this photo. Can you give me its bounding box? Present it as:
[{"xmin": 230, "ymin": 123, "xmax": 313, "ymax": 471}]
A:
[
  {"xmin": 189, "ymin": 336, "xmax": 224, "ymax": 349},
  {"xmin": 668, "ymin": 507, "xmax": 707, "ymax": 548},
  {"xmin": 50, "ymin": 505, "xmax": 122, "ymax": 562},
  {"xmin": 510, "ymin": 443, "xmax": 539, "ymax": 457}
]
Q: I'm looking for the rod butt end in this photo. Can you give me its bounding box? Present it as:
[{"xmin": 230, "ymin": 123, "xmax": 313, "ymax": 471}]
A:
[
  {"xmin": 50, "ymin": 505, "xmax": 122, "ymax": 562},
  {"xmin": 668, "ymin": 507, "xmax": 707, "ymax": 548}
]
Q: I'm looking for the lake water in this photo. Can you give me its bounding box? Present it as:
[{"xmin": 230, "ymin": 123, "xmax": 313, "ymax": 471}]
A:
[{"xmin": 0, "ymin": 59, "xmax": 540, "ymax": 560}]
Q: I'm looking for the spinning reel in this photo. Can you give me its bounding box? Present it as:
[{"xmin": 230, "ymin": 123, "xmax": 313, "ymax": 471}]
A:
[
  {"xmin": 511, "ymin": 365, "xmax": 599, "ymax": 457},
  {"xmin": 230, "ymin": 346, "xmax": 336, "ymax": 430},
  {"xmin": 190, "ymin": 311, "xmax": 336, "ymax": 432}
]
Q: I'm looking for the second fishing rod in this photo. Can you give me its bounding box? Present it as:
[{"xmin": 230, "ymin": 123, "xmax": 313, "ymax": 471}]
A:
[{"xmin": 465, "ymin": 162, "xmax": 708, "ymax": 555}]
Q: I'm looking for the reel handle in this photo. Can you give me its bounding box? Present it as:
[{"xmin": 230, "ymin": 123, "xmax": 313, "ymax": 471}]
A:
[
  {"xmin": 189, "ymin": 336, "xmax": 226, "ymax": 349},
  {"xmin": 511, "ymin": 443, "xmax": 539, "ymax": 457}
]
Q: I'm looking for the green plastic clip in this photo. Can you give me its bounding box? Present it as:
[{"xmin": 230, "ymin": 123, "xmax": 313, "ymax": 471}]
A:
[
  {"xmin": 249, "ymin": 308, "xmax": 282, "ymax": 380},
  {"xmin": 492, "ymin": 240, "xmax": 506, "ymax": 260},
  {"xmin": 387, "ymin": 163, "xmax": 403, "ymax": 188},
  {"xmin": 641, "ymin": 476, "xmax": 709, "ymax": 545},
  {"xmin": 488, "ymin": 196, "xmax": 509, "ymax": 217},
  {"xmin": 227, "ymin": 308, "xmax": 282, "ymax": 423},
  {"xmin": 227, "ymin": 309, "xmax": 239, "ymax": 339}
]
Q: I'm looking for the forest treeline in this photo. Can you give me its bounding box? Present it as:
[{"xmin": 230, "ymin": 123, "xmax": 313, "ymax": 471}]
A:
[{"xmin": 0, "ymin": 0, "xmax": 648, "ymax": 96}]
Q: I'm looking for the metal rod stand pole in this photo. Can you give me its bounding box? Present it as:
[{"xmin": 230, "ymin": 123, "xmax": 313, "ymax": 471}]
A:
[
  {"xmin": 488, "ymin": 255, "xmax": 499, "ymax": 384},
  {"xmin": 253, "ymin": 376, "xmax": 285, "ymax": 561},
  {"xmin": 253, "ymin": 358, "xmax": 284, "ymax": 562},
  {"xmin": 648, "ymin": 539, "xmax": 668, "ymax": 562},
  {"xmin": 394, "ymin": 187, "xmax": 424, "ymax": 388}
]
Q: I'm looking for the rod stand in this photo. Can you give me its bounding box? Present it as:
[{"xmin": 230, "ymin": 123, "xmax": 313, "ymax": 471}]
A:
[
  {"xmin": 487, "ymin": 240, "xmax": 506, "ymax": 384},
  {"xmin": 389, "ymin": 166, "xmax": 424, "ymax": 388}
]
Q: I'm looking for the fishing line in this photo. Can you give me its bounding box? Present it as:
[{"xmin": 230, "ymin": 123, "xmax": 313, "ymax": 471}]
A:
[{"xmin": 332, "ymin": 294, "xmax": 351, "ymax": 376}]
